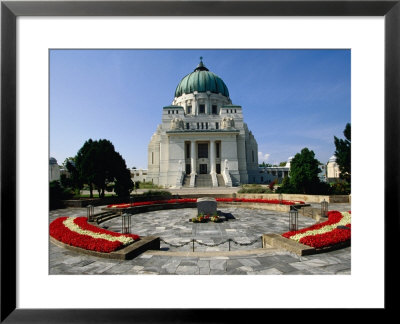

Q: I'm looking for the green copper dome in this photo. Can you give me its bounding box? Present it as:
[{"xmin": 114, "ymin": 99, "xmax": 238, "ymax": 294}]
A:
[{"xmin": 174, "ymin": 59, "xmax": 230, "ymax": 98}]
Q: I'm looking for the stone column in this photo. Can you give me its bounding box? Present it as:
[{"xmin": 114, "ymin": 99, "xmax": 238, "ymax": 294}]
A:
[
  {"xmin": 194, "ymin": 94, "xmax": 198, "ymax": 115},
  {"xmin": 210, "ymin": 140, "xmax": 218, "ymax": 187},
  {"xmin": 207, "ymin": 92, "xmax": 211, "ymax": 114},
  {"xmin": 191, "ymin": 141, "xmax": 196, "ymax": 174},
  {"xmin": 210, "ymin": 140, "xmax": 216, "ymax": 174}
]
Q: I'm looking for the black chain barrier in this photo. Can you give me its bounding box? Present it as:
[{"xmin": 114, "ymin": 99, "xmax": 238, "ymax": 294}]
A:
[
  {"xmin": 159, "ymin": 238, "xmax": 192, "ymax": 248},
  {"xmin": 160, "ymin": 237, "xmax": 262, "ymax": 252}
]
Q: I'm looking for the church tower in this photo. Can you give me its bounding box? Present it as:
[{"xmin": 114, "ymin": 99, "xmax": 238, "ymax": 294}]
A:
[{"xmin": 147, "ymin": 58, "xmax": 259, "ymax": 188}]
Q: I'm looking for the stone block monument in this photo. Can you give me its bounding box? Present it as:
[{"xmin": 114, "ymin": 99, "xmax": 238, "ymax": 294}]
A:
[{"xmin": 197, "ymin": 197, "xmax": 217, "ymax": 215}]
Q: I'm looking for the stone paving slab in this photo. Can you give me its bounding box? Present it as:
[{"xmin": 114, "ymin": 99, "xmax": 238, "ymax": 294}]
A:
[
  {"xmin": 49, "ymin": 203, "xmax": 351, "ymax": 275},
  {"xmin": 96, "ymin": 206, "xmax": 318, "ymax": 252}
]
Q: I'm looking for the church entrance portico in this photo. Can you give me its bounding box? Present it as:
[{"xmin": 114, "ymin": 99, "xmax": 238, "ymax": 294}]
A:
[
  {"xmin": 199, "ymin": 164, "xmax": 208, "ymax": 174},
  {"xmin": 184, "ymin": 139, "xmax": 222, "ymax": 176},
  {"xmin": 196, "ymin": 142, "xmax": 209, "ymax": 175}
]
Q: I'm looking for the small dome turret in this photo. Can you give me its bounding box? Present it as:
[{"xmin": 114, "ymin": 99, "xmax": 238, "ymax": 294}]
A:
[
  {"xmin": 329, "ymin": 155, "xmax": 337, "ymax": 163},
  {"xmin": 49, "ymin": 157, "xmax": 58, "ymax": 165}
]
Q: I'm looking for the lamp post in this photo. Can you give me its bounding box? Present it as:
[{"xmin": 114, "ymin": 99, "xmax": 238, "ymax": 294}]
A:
[
  {"xmin": 86, "ymin": 205, "xmax": 94, "ymax": 222},
  {"xmin": 321, "ymin": 199, "xmax": 328, "ymax": 218},
  {"xmin": 122, "ymin": 213, "xmax": 131, "ymax": 234},
  {"xmin": 278, "ymin": 193, "xmax": 283, "ymax": 205},
  {"xmin": 289, "ymin": 206, "xmax": 298, "ymax": 231}
]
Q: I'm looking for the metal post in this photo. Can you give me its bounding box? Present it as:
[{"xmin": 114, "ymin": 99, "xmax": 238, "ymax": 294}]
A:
[
  {"xmin": 228, "ymin": 239, "xmax": 231, "ymax": 251},
  {"xmin": 192, "ymin": 239, "xmax": 195, "ymax": 252},
  {"xmin": 87, "ymin": 205, "xmax": 94, "ymax": 222},
  {"xmin": 321, "ymin": 199, "xmax": 328, "ymax": 218},
  {"xmin": 121, "ymin": 213, "xmax": 131, "ymax": 234},
  {"xmin": 289, "ymin": 207, "xmax": 298, "ymax": 231}
]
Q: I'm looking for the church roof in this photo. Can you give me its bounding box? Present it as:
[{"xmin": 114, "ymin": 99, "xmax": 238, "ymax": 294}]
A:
[{"xmin": 174, "ymin": 58, "xmax": 230, "ymax": 98}]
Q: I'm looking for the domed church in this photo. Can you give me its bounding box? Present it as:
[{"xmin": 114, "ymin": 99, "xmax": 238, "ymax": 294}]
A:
[{"xmin": 147, "ymin": 58, "xmax": 259, "ymax": 188}]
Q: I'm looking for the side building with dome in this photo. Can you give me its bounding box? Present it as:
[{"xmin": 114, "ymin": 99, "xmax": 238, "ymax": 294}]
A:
[
  {"xmin": 326, "ymin": 155, "xmax": 341, "ymax": 182},
  {"xmin": 147, "ymin": 59, "xmax": 260, "ymax": 188}
]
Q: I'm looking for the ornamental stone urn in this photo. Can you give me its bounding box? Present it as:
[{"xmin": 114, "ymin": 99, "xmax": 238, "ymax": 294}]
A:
[{"xmin": 197, "ymin": 197, "xmax": 217, "ymax": 216}]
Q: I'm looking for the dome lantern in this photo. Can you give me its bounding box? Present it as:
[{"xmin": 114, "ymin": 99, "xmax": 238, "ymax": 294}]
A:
[
  {"xmin": 174, "ymin": 59, "xmax": 230, "ymax": 98},
  {"xmin": 194, "ymin": 56, "xmax": 209, "ymax": 72}
]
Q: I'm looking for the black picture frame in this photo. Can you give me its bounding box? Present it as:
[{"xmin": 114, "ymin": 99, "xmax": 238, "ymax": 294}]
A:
[{"xmin": 1, "ymin": 0, "xmax": 398, "ymax": 322}]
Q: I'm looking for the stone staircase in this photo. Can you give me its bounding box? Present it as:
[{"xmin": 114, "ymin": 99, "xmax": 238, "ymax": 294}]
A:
[
  {"xmin": 182, "ymin": 174, "xmax": 227, "ymax": 187},
  {"xmin": 216, "ymin": 174, "xmax": 225, "ymax": 187},
  {"xmin": 298, "ymin": 206, "xmax": 327, "ymax": 221},
  {"xmin": 89, "ymin": 210, "xmax": 121, "ymax": 224},
  {"xmin": 196, "ymin": 174, "xmax": 213, "ymax": 187}
]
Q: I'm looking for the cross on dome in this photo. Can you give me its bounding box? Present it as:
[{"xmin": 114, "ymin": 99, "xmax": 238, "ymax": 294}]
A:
[{"xmin": 194, "ymin": 57, "xmax": 209, "ymax": 72}]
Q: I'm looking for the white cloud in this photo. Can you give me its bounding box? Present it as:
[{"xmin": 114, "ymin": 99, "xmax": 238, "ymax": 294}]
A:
[{"xmin": 258, "ymin": 152, "xmax": 270, "ymax": 163}]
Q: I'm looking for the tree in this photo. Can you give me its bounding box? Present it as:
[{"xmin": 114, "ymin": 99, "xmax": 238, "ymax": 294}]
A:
[
  {"xmin": 289, "ymin": 148, "xmax": 321, "ymax": 194},
  {"xmin": 283, "ymin": 148, "xmax": 329, "ymax": 194},
  {"xmin": 334, "ymin": 123, "xmax": 351, "ymax": 184},
  {"xmin": 74, "ymin": 139, "xmax": 133, "ymax": 198},
  {"xmin": 112, "ymin": 151, "xmax": 134, "ymax": 197},
  {"xmin": 62, "ymin": 157, "xmax": 82, "ymax": 195},
  {"xmin": 259, "ymin": 162, "xmax": 272, "ymax": 167},
  {"xmin": 279, "ymin": 161, "xmax": 287, "ymax": 167}
]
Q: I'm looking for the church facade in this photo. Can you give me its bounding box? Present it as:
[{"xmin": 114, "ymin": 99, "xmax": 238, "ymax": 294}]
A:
[{"xmin": 147, "ymin": 59, "xmax": 259, "ymax": 188}]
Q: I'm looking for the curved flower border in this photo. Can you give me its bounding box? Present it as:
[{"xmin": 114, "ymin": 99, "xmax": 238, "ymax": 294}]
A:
[
  {"xmin": 50, "ymin": 217, "xmax": 140, "ymax": 253},
  {"xmin": 107, "ymin": 197, "xmax": 305, "ymax": 209},
  {"xmin": 282, "ymin": 210, "xmax": 351, "ymax": 249}
]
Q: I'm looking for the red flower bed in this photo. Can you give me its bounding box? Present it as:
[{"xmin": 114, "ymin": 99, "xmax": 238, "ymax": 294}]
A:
[
  {"xmin": 216, "ymin": 198, "xmax": 305, "ymax": 205},
  {"xmin": 107, "ymin": 197, "xmax": 304, "ymax": 208},
  {"xmin": 282, "ymin": 211, "xmax": 344, "ymax": 239},
  {"xmin": 50, "ymin": 217, "xmax": 139, "ymax": 253},
  {"xmin": 299, "ymin": 226, "xmax": 351, "ymax": 248},
  {"xmin": 282, "ymin": 210, "xmax": 351, "ymax": 249},
  {"xmin": 73, "ymin": 217, "xmax": 139, "ymax": 240}
]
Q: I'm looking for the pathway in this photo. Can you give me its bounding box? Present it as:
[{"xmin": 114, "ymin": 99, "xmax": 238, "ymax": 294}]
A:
[{"xmin": 49, "ymin": 203, "xmax": 351, "ymax": 275}]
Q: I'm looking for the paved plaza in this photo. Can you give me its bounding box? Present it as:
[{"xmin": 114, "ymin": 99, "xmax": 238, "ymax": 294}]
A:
[{"xmin": 49, "ymin": 202, "xmax": 351, "ymax": 275}]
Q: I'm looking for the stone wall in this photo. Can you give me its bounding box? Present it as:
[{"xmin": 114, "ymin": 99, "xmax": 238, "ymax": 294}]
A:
[
  {"xmin": 63, "ymin": 194, "xmax": 179, "ymax": 208},
  {"xmin": 217, "ymin": 202, "xmax": 292, "ymax": 212},
  {"xmin": 236, "ymin": 193, "xmax": 350, "ymax": 203}
]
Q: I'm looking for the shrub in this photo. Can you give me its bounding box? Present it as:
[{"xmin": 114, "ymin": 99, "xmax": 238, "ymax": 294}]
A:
[
  {"xmin": 276, "ymin": 177, "xmax": 296, "ymax": 194},
  {"xmin": 49, "ymin": 180, "xmax": 74, "ymax": 210},
  {"xmin": 238, "ymin": 184, "xmax": 272, "ymax": 194},
  {"xmin": 330, "ymin": 182, "xmax": 350, "ymax": 195},
  {"xmin": 139, "ymin": 182, "xmax": 162, "ymax": 189},
  {"xmin": 268, "ymin": 179, "xmax": 277, "ymax": 191},
  {"xmin": 142, "ymin": 190, "xmax": 172, "ymax": 197}
]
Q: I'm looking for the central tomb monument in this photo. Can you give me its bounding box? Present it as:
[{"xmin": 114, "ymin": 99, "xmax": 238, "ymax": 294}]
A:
[{"xmin": 197, "ymin": 197, "xmax": 217, "ymax": 216}]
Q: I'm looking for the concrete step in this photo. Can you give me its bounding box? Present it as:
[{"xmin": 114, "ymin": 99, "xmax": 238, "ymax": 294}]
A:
[
  {"xmin": 196, "ymin": 174, "xmax": 213, "ymax": 187},
  {"xmin": 182, "ymin": 175, "xmax": 191, "ymax": 187}
]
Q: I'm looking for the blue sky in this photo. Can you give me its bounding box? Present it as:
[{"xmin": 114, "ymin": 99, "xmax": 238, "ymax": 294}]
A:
[{"xmin": 50, "ymin": 49, "xmax": 350, "ymax": 169}]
